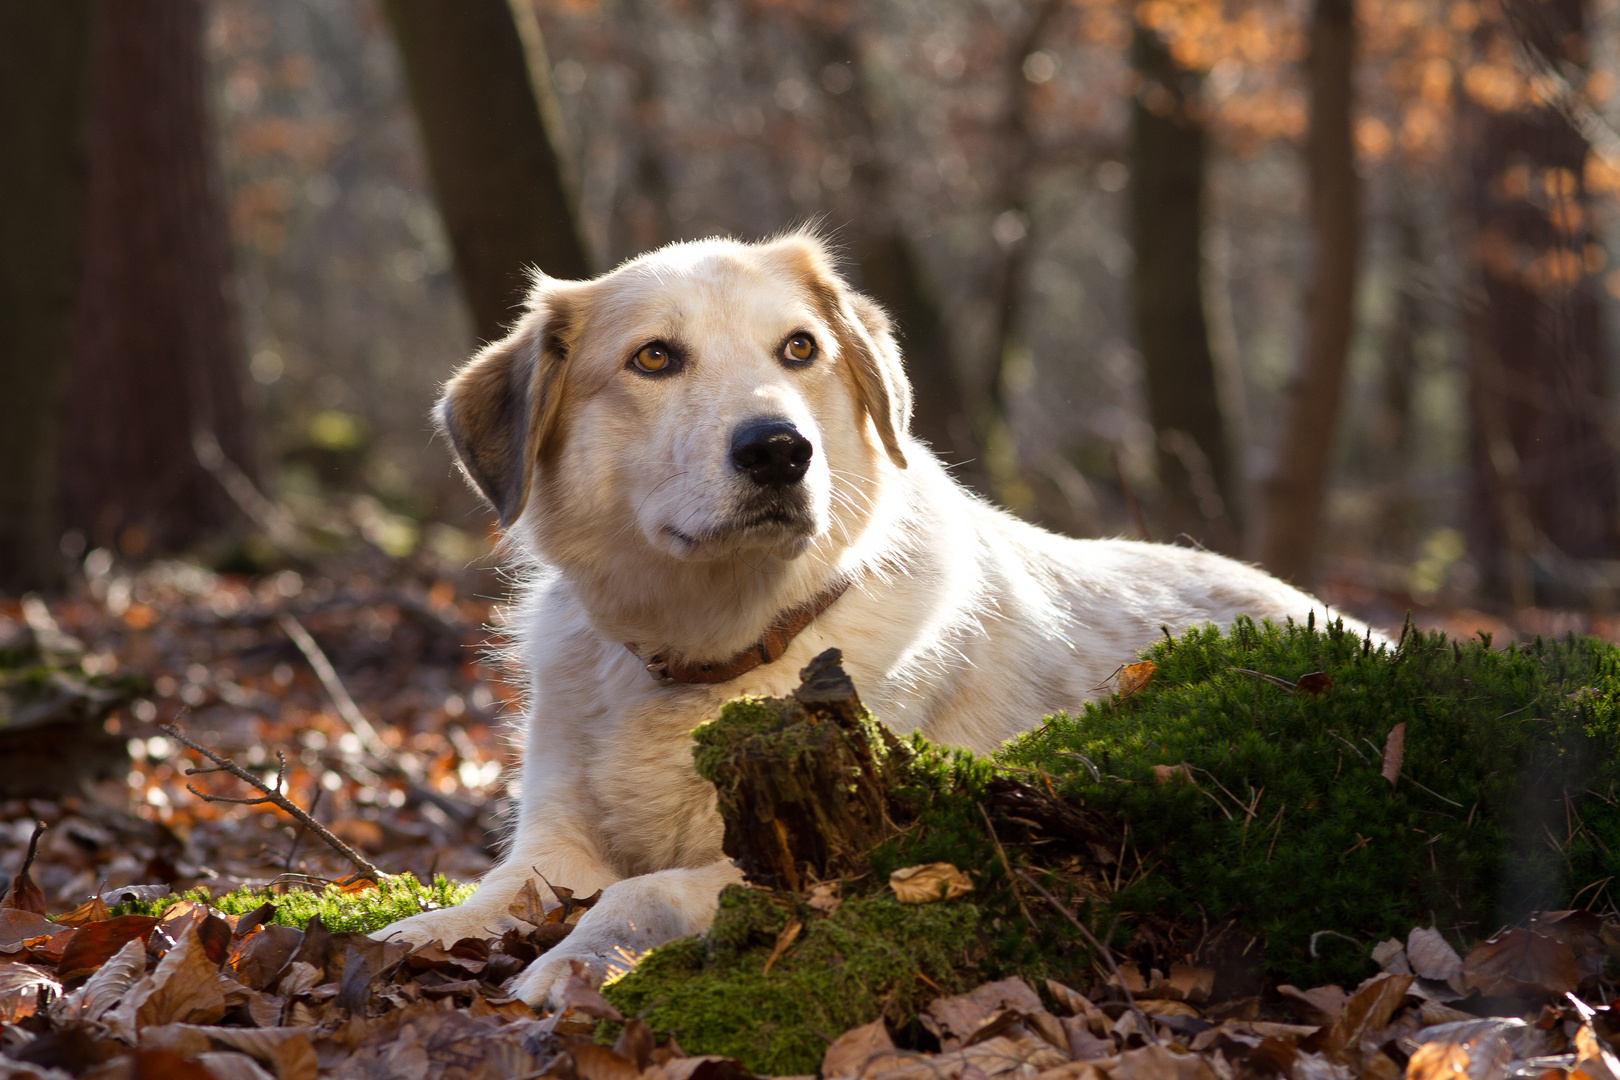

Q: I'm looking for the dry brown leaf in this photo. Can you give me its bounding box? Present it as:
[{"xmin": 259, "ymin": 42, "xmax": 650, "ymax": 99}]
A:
[
  {"xmin": 196, "ymin": 1050, "xmax": 277, "ymax": 1080},
  {"xmin": 1406, "ymin": 926, "xmax": 1463, "ymax": 984},
  {"xmin": 761, "ymin": 918, "xmax": 803, "ymax": 976},
  {"xmin": 0, "ymin": 961, "xmax": 60, "ymax": 1022},
  {"xmin": 922, "ymin": 976, "xmax": 1047, "ymax": 1050},
  {"xmin": 1404, "ymin": 1040, "xmax": 1470, "ymax": 1080},
  {"xmin": 1276, "ymin": 983, "xmax": 1347, "ymax": 1025},
  {"xmin": 1459, "ymin": 928, "xmax": 1578, "ymax": 998},
  {"xmin": 2, "ymin": 824, "xmax": 47, "ymax": 916},
  {"xmin": 1107, "ymin": 1043, "xmax": 1217, "ymax": 1080},
  {"xmin": 557, "ymin": 959, "xmax": 623, "ymax": 1021},
  {"xmin": 1059, "ymin": 1015, "xmax": 1116, "ymax": 1061},
  {"xmin": 51, "ymin": 935, "xmax": 147, "ymax": 1023},
  {"xmin": 206, "ymin": 1025, "xmax": 319, "ymax": 1080},
  {"xmin": 1380, "ymin": 722, "xmax": 1405, "ymax": 786},
  {"xmin": 822, "ymin": 1017, "xmax": 898, "ymax": 1079},
  {"xmin": 104, "ymin": 925, "xmax": 228, "ymax": 1039},
  {"xmin": 807, "ymin": 881, "xmax": 843, "ymax": 914},
  {"xmin": 1294, "ymin": 671, "xmax": 1333, "ymax": 695},
  {"xmin": 55, "ymin": 913, "xmax": 159, "ymax": 982},
  {"xmin": 1322, "ymin": 971, "xmax": 1413, "ymax": 1060},
  {"xmin": 574, "ymin": 1043, "xmax": 644, "ymax": 1080},
  {"xmin": 507, "ymin": 878, "xmax": 548, "ymax": 927},
  {"xmin": 1118, "ymin": 661, "xmax": 1156, "ymax": 698},
  {"xmin": 54, "ymin": 896, "xmax": 111, "ymax": 929},
  {"xmin": 889, "ymin": 863, "xmax": 973, "ymax": 904},
  {"xmin": 1135, "ymin": 998, "xmax": 1201, "ymax": 1018},
  {"xmin": 1165, "ymin": 964, "xmax": 1214, "ymax": 1004},
  {"xmin": 0, "ymin": 908, "xmax": 58, "ymax": 952}
]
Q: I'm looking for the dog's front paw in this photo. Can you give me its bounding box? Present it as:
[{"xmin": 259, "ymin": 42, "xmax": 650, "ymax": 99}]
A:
[
  {"xmin": 371, "ymin": 903, "xmax": 521, "ymax": 948},
  {"xmin": 507, "ymin": 937, "xmax": 640, "ymax": 1010}
]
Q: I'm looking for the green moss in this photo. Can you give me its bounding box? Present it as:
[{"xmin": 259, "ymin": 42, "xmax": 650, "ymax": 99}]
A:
[
  {"xmin": 109, "ymin": 873, "xmax": 473, "ymax": 934},
  {"xmin": 1000, "ymin": 616, "xmax": 1620, "ymax": 986},
  {"xmin": 604, "ymin": 885, "xmax": 982, "ymax": 1076},
  {"xmin": 690, "ymin": 693, "xmax": 901, "ymax": 784}
]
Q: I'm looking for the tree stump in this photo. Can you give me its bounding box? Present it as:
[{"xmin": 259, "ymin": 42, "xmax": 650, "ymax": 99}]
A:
[{"xmin": 693, "ymin": 649, "xmax": 911, "ymax": 891}]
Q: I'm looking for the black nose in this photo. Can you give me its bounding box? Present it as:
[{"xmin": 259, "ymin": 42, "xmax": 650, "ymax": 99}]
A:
[{"xmin": 730, "ymin": 419, "xmax": 813, "ymax": 488}]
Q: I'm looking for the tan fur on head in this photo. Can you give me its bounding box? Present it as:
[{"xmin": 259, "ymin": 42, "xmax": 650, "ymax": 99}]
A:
[{"xmin": 435, "ymin": 280, "xmax": 579, "ymax": 527}]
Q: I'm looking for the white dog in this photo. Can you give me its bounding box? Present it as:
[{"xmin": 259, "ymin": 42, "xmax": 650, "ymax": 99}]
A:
[{"xmin": 377, "ymin": 232, "xmax": 1365, "ymax": 1005}]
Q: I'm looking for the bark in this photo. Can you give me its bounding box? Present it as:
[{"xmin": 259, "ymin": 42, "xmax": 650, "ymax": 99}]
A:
[
  {"xmin": 1129, "ymin": 25, "xmax": 1242, "ymax": 554},
  {"xmin": 1462, "ymin": 0, "xmax": 1618, "ymax": 606},
  {"xmin": 1256, "ymin": 0, "xmax": 1361, "ymax": 584},
  {"xmin": 804, "ymin": 19, "xmax": 986, "ymax": 491},
  {"xmin": 386, "ymin": 0, "xmax": 591, "ymax": 343},
  {"xmin": 0, "ymin": 2, "xmax": 94, "ymax": 590},
  {"xmin": 694, "ymin": 649, "xmax": 910, "ymax": 891},
  {"xmin": 57, "ymin": 0, "xmax": 256, "ymax": 558}
]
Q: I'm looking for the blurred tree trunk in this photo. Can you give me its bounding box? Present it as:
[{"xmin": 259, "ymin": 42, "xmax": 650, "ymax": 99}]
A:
[
  {"xmin": 1461, "ymin": 0, "xmax": 1618, "ymax": 607},
  {"xmin": 1371, "ymin": 187, "xmax": 1422, "ymax": 558},
  {"xmin": 386, "ymin": 0, "xmax": 592, "ymax": 343},
  {"xmin": 1129, "ymin": 25, "xmax": 1241, "ymax": 554},
  {"xmin": 804, "ymin": 19, "xmax": 986, "ymax": 494},
  {"xmin": 0, "ymin": 2, "xmax": 93, "ymax": 591},
  {"xmin": 1256, "ymin": 0, "xmax": 1361, "ymax": 584},
  {"xmin": 57, "ymin": 0, "xmax": 256, "ymax": 558}
]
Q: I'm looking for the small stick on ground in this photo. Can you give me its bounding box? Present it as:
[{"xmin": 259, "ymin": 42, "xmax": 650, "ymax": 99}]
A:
[
  {"xmin": 1015, "ymin": 868, "xmax": 1159, "ymax": 1044},
  {"xmin": 976, "ymin": 802, "xmax": 1038, "ymax": 930},
  {"xmin": 162, "ymin": 723, "xmax": 382, "ymax": 883}
]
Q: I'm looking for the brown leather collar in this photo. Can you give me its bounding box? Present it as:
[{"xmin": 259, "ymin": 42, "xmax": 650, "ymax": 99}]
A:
[{"xmin": 626, "ymin": 580, "xmax": 850, "ymax": 685}]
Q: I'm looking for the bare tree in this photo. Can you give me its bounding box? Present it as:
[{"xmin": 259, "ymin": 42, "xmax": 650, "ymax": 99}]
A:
[
  {"xmin": 1129, "ymin": 24, "xmax": 1242, "ymax": 553},
  {"xmin": 56, "ymin": 0, "xmax": 257, "ymax": 558},
  {"xmin": 0, "ymin": 2, "xmax": 93, "ymax": 590},
  {"xmin": 1460, "ymin": 0, "xmax": 1618, "ymax": 607},
  {"xmin": 1256, "ymin": 0, "xmax": 1361, "ymax": 584},
  {"xmin": 386, "ymin": 0, "xmax": 592, "ymax": 343}
]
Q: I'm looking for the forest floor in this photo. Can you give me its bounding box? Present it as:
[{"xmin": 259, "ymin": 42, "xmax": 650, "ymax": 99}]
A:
[{"xmin": 2, "ymin": 542, "xmax": 1617, "ymax": 1079}]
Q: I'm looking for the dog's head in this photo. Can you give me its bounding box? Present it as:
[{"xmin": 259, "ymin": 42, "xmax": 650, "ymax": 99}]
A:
[{"xmin": 436, "ymin": 233, "xmax": 912, "ymax": 572}]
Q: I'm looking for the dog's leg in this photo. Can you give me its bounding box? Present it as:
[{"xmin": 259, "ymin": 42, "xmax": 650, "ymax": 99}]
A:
[
  {"xmin": 373, "ymin": 820, "xmax": 619, "ymax": 947},
  {"xmin": 506, "ymin": 858, "xmax": 744, "ymax": 1007}
]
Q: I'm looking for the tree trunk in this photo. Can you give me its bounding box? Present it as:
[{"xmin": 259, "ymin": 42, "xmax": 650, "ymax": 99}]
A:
[
  {"xmin": 1461, "ymin": 0, "xmax": 1618, "ymax": 607},
  {"xmin": 0, "ymin": 2, "xmax": 94, "ymax": 590},
  {"xmin": 1129, "ymin": 25, "xmax": 1242, "ymax": 554},
  {"xmin": 386, "ymin": 0, "xmax": 592, "ymax": 343},
  {"xmin": 57, "ymin": 0, "xmax": 256, "ymax": 559},
  {"xmin": 1256, "ymin": 0, "xmax": 1361, "ymax": 584},
  {"xmin": 802, "ymin": 19, "xmax": 986, "ymax": 493}
]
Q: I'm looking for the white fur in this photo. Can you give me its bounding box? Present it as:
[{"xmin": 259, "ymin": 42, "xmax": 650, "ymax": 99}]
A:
[{"xmin": 375, "ymin": 234, "xmax": 1370, "ymax": 1006}]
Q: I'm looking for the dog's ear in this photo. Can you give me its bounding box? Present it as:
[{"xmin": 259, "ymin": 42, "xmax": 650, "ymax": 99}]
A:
[
  {"xmin": 435, "ymin": 281, "xmax": 577, "ymax": 527},
  {"xmin": 841, "ymin": 294, "xmax": 913, "ymax": 469},
  {"xmin": 783, "ymin": 234, "xmax": 912, "ymax": 469}
]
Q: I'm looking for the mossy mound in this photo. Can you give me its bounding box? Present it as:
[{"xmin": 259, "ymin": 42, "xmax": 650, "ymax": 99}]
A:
[
  {"xmin": 1005, "ymin": 616, "xmax": 1620, "ymax": 986},
  {"xmin": 605, "ymin": 619, "xmax": 1620, "ymax": 1070},
  {"xmin": 110, "ymin": 873, "xmax": 473, "ymax": 933},
  {"xmin": 605, "ymin": 885, "xmax": 982, "ymax": 1075}
]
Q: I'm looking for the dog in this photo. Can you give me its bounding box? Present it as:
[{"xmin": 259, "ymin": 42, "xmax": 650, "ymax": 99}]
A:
[{"xmin": 376, "ymin": 231, "xmax": 1369, "ymax": 1006}]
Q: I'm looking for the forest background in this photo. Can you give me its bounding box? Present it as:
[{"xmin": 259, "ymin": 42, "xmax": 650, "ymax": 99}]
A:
[{"xmin": 3, "ymin": 0, "xmax": 1620, "ymax": 897}]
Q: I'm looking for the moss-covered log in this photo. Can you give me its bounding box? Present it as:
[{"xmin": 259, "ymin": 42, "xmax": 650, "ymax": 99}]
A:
[{"xmin": 692, "ymin": 649, "xmax": 916, "ymax": 891}]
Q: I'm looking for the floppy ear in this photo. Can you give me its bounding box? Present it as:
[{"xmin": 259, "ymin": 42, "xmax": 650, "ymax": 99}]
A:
[
  {"xmin": 435, "ymin": 282, "xmax": 576, "ymax": 527},
  {"xmin": 841, "ymin": 294, "xmax": 913, "ymax": 469},
  {"xmin": 784, "ymin": 234, "xmax": 912, "ymax": 469}
]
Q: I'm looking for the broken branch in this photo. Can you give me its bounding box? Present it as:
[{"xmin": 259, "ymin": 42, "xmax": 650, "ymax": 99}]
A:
[{"xmin": 161, "ymin": 723, "xmax": 382, "ymax": 882}]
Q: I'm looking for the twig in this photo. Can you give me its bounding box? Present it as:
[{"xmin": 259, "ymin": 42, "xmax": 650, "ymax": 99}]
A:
[
  {"xmin": 276, "ymin": 613, "xmax": 389, "ymax": 758},
  {"xmin": 976, "ymin": 803, "xmax": 1038, "ymax": 930},
  {"xmin": 162, "ymin": 723, "xmax": 382, "ymax": 882},
  {"xmin": 193, "ymin": 430, "xmax": 305, "ymax": 553},
  {"xmin": 1229, "ymin": 668, "xmax": 1298, "ymax": 692},
  {"xmin": 1014, "ymin": 869, "xmax": 1159, "ymax": 1044}
]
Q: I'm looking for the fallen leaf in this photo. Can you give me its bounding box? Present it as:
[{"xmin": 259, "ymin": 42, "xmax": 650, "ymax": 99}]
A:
[
  {"xmin": 807, "ymin": 880, "xmax": 843, "ymax": 914},
  {"xmin": 0, "ymin": 909, "xmax": 57, "ymax": 953},
  {"xmin": 556, "ymin": 959, "xmax": 623, "ymax": 1021},
  {"xmin": 1108, "ymin": 1043, "xmax": 1217, "ymax": 1080},
  {"xmin": 1370, "ymin": 938, "xmax": 1412, "ymax": 974},
  {"xmin": 1294, "ymin": 672, "xmax": 1333, "ymax": 695},
  {"xmin": 921, "ymin": 976, "xmax": 1048, "ymax": 1051},
  {"xmin": 54, "ymin": 896, "xmax": 111, "ymax": 928},
  {"xmin": 890, "ymin": 863, "xmax": 973, "ymax": 904},
  {"xmin": 51, "ymin": 935, "xmax": 148, "ymax": 1023},
  {"xmin": 1322, "ymin": 972, "xmax": 1413, "ymax": 1060},
  {"xmin": 56, "ymin": 914, "xmax": 160, "ymax": 982},
  {"xmin": 1118, "ymin": 661, "xmax": 1156, "ymax": 697},
  {"xmin": 761, "ymin": 917, "xmax": 802, "ymax": 975},
  {"xmin": 1404, "ymin": 1040, "xmax": 1471, "ymax": 1080},
  {"xmin": 228, "ymin": 924, "xmax": 302, "ymax": 991},
  {"xmin": 1407, "ymin": 926, "xmax": 1463, "ymax": 984},
  {"xmin": 104, "ymin": 925, "xmax": 228, "ymax": 1039},
  {"xmin": 1380, "ymin": 722, "xmax": 1405, "ymax": 787},
  {"xmin": 508, "ymin": 878, "xmax": 548, "ymax": 927},
  {"xmin": 1165, "ymin": 964, "xmax": 1215, "ymax": 1004},
  {"xmin": 2, "ymin": 823, "xmax": 47, "ymax": 915},
  {"xmin": 0, "ymin": 961, "xmax": 60, "ymax": 1022},
  {"xmin": 1276, "ymin": 984, "xmax": 1347, "ymax": 1025},
  {"xmin": 574, "ymin": 1043, "xmax": 642, "ymax": 1080},
  {"xmin": 823, "ymin": 1018, "xmax": 898, "ymax": 1079},
  {"xmin": 1459, "ymin": 928, "xmax": 1578, "ymax": 998}
]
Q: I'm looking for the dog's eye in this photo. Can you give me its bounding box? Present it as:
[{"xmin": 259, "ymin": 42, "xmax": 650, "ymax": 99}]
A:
[
  {"xmin": 632, "ymin": 343, "xmax": 672, "ymax": 373},
  {"xmin": 783, "ymin": 334, "xmax": 816, "ymax": 364}
]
